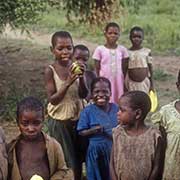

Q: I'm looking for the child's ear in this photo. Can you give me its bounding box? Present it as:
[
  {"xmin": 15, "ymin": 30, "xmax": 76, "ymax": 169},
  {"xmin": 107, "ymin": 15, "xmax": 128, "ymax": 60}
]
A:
[
  {"xmin": 135, "ymin": 109, "xmax": 142, "ymax": 119},
  {"xmin": 50, "ymin": 46, "xmax": 53, "ymax": 53},
  {"xmin": 176, "ymin": 82, "xmax": 180, "ymax": 91}
]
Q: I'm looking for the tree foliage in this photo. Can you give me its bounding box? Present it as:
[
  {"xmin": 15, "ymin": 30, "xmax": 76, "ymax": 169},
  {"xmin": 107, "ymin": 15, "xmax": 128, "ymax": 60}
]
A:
[
  {"xmin": 119, "ymin": 0, "xmax": 148, "ymax": 14},
  {"xmin": 0, "ymin": 0, "xmax": 48, "ymax": 32},
  {"xmin": 61, "ymin": 0, "xmax": 118, "ymax": 25},
  {"xmin": 0, "ymin": 0, "xmax": 132, "ymax": 31}
]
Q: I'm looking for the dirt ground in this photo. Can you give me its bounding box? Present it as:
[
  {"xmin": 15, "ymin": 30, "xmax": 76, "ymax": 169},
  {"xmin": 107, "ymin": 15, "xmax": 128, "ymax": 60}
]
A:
[{"xmin": 0, "ymin": 29, "xmax": 180, "ymax": 142}]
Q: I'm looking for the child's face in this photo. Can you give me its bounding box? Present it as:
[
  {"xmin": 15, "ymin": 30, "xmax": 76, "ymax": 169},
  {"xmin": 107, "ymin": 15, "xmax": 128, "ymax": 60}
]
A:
[
  {"xmin": 18, "ymin": 110, "xmax": 43, "ymax": 140},
  {"xmin": 104, "ymin": 26, "xmax": 120, "ymax": 45},
  {"xmin": 117, "ymin": 96, "xmax": 136, "ymax": 126},
  {"xmin": 73, "ymin": 49, "xmax": 89, "ymax": 67},
  {"xmin": 51, "ymin": 37, "xmax": 73, "ymax": 62},
  {"xmin": 130, "ymin": 30, "xmax": 143, "ymax": 47},
  {"xmin": 92, "ymin": 81, "xmax": 111, "ymax": 108}
]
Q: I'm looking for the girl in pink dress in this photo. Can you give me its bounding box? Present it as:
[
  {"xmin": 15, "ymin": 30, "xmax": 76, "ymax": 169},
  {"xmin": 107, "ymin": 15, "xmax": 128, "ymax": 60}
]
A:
[{"xmin": 93, "ymin": 22, "xmax": 129, "ymax": 104}]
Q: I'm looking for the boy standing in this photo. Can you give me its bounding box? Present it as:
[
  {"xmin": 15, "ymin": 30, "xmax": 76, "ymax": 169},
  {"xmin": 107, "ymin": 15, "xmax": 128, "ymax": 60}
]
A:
[
  {"xmin": 7, "ymin": 96, "xmax": 73, "ymax": 180},
  {"xmin": 73, "ymin": 44, "xmax": 96, "ymax": 102}
]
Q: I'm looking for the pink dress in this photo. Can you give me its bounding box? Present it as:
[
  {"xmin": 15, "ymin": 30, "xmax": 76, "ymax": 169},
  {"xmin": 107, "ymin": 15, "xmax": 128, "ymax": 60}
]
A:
[{"xmin": 93, "ymin": 45, "xmax": 129, "ymax": 104}]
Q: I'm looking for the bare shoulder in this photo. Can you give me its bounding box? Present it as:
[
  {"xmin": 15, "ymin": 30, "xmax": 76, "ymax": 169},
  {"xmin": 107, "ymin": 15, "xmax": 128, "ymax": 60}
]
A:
[
  {"xmin": 45, "ymin": 64, "xmax": 53, "ymax": 75},
  {"xmin": 44, "ymin": 64, "xmax": 54, "ymax": 81}
]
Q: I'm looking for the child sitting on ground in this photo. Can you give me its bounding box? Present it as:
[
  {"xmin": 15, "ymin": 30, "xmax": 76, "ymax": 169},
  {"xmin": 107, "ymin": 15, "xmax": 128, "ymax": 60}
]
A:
[
  {"xmin": 7, "ymin": 96, "xmax": 73, "ymax": 180},
  {"xmin": 110, "ymin": 91, "xmax": 163, "ymax": 180},
  {"xmin": 0, "ymin": 127, "xmax": 7, "ymax": 180}
]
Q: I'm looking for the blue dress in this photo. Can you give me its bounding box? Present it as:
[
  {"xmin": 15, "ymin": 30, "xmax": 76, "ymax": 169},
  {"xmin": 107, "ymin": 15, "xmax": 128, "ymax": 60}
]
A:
[{"xmin": 77, "ymin": 103, "xmax": 118, "ymax": 180}]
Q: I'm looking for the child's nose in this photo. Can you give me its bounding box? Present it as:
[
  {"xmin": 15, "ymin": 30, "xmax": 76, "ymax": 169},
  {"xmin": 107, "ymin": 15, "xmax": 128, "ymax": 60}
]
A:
[
  {"xmin": 27, "ymin": 125, "xmax": 35, "ymax": 131},
  {"xmin": 62, "ymin": 48, "xmax": 68, "ymax": 53},
  {"xmin": 98, "ymin": 91, "xmax": 104, "ymax": 96}
]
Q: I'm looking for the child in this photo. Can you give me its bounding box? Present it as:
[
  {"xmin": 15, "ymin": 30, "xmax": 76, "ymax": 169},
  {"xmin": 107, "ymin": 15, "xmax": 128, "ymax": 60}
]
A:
[
  {"xmin": 151, "ymin": 70, "xmax": 180, "ymax": 180},
  {"xmin": 73, "ymin": 44, "xmax": 96, "ymax": 179},
  {"xmin": 110, "ymin": 91, "xmax": 162, "ymax": 180},
  {"xmin": 44, "ymin": 31, "xmax": 88, "ymax": 180},
  {"xmin": 7, "ymin": 96, "xmax": 73, "ymax": 180},
  {"xmin": 77, "ymin": 77, "xmax": 119, "ymax": 180},
  {"xmin": 73, "ymin": 44, "xmax": 97, "ymax": 102},
  {"xmin": 125, "ymin": 26, "xmax": 154, "ymax": 93},
  {"xmin": 0, "ymin": 127, "xmax": 7, "ymax": 180},
  {"xmin": 92, "ymin": 22, "xmax": 129, "ymax": 104}
]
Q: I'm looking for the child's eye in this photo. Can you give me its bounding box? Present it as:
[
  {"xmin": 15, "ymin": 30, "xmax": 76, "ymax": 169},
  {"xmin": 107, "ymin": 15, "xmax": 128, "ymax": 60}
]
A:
[
  {"xmin": 32, "ymin": 121, "xmax": 42, "ymax": 126},
  {"xmin": 67, "ymin": 46, "xmax": 73, "ymax": 50},
  {"xmin": 21, "ymin": 121, "xmax": 29, "ymax": 126},
  {"xmin": 94, "ymin": 90, "xmax": 99, "ymax": 94}
]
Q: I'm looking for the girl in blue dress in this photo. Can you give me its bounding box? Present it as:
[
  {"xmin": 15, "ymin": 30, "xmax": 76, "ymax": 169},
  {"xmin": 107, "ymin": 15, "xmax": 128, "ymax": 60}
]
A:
[{"xmin": 77, "ymin": 77, "xmax": 118, "ymax": 180}]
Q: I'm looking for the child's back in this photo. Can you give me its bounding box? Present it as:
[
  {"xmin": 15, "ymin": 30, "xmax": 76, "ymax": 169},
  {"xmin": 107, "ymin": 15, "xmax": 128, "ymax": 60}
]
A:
[{"xmin": 0, "ymin": 127, "xmax": 7, "ymax": 180}]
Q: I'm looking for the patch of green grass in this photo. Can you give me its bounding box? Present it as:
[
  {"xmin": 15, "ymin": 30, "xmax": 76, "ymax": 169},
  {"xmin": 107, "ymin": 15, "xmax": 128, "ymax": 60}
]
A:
[
  {"xmin": 153, "ymin": 69, "xmax": 173, "ymax": 81},
  {"xmin": 29, "ymin": 0, "xmax": 180, "ymax": 55}
]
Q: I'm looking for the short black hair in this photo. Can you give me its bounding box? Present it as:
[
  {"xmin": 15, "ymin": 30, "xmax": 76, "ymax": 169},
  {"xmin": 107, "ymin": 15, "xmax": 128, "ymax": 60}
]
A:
[
  {"xmin": 90, "ymin": 77, "xmax": 111, "ymax": 93},
  {"xmin": 121, "ymin": 91, "xmax": 151, "ymax": 120},
  {"xmin": 130, "ymin": 26, "xmax": 144, "ymax": 36},
  {"xmin": 105, "ymin": 22, "xmax": 120, "ymax": 32},
  {"xmin": 51, "ymin": 31, "xmax": 73, "ymax": 47},
  {"xmin": 74, "ymin": 44, "xmax": 90, "ymax": 54},
  {"xmin": 16, "ymin": 96, "xmax": 44, "ymax": 123}
]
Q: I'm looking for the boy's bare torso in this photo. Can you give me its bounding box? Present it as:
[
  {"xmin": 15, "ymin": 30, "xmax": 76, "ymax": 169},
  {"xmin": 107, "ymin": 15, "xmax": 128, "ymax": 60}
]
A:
[{"xmin": 16, "ymin": 135, "xmax": 50, "ymax": 180}]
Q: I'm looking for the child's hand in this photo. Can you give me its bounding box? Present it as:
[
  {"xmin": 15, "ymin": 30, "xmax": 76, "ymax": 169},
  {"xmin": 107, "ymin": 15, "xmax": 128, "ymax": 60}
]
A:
[
  {"xmin": 149, "ymin": 85, "xmax": 154, "ymax": 92},
  {"xmin": 66, "ymin": 73, "xmax": 79, "ymax": 86},
  {"xmin": 92, "ymin": 125, "xmax": 104, "ymax": 133},
  {"xmin": 70, "ymin": 61, "xmax": 86, "ymax": 77}
]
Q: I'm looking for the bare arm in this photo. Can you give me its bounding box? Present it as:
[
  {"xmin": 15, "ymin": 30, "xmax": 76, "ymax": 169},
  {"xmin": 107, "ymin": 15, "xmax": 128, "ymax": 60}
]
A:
[
  {"xmin": 122, "ymin": 57, "xmax": 129, "ymax": 92},
  {"xmin": 78, "ymin": 75, "xmax": 88, "ymax": 99},
  {"xmin": 149, "ymin": 136, "xmax": 163, "ymax": 180},
  {"xmin": 79, "ymin": 125, "xmax": 103, "ymax": 137},
  {"xmin": 94, "ymin": 60, "xmax": 100, "ymax": 76},
  {"xmin": 148, "ymin": 62, "xmax": 154, "ymax": 91},
  {"xmin": 148, "ymin": 53, "xmax": 154, "ymax": 91},
  {"xmin": 44, "ymin": 66, "xmax": 78, "ymax": 105},
  {"xmin": 85, "ymin": 71, "xmax": 97, "ymax": 102},
  {"xmin": 122, "ymin": 57, "xmax": 129, "ymax": 77}
]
